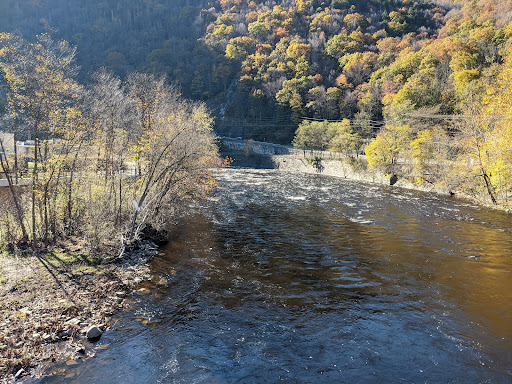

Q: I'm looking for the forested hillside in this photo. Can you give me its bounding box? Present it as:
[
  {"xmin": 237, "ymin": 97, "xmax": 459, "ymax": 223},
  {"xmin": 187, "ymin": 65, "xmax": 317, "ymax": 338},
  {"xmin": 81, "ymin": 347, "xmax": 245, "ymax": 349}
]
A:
[
  {"xmin": 0, "ymin": 0, "xmax": 210, "ymax": 79},
  {"xmin": 1, "ymin": 0, "xmax": 512, "ymax": 206},
  {"xmin": 201, "ymin": 0, "xmax": 512, "ymax": 142},
  {"xmin": 2, "ymin": 0, "xmax": 512, "ymax": 140},
  {"xmin": 2, "ymin": 3, "xmax": 512, "ymax": 381}
]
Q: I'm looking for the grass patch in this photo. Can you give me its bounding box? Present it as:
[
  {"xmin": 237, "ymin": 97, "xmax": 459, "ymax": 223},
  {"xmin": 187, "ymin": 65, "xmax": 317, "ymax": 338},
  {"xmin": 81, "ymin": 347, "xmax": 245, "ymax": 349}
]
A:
[
  {"xmin": 305, "ymin": 156, "xmax": 321, "ymax": 166},
  {"xmin": 44, "ymin": 249, "xmax": 103, "ymax": 265}
]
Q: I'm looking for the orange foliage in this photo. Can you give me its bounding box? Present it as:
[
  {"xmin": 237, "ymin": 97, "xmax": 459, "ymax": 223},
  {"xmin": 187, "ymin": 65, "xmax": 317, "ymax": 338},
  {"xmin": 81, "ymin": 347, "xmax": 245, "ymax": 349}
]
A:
[
  {"xmin": 275, "ymin": 27, "xmax": 289, "ymax": 39},
  {"xmin": 314, "ymin": 74, "xmax": 324, "ymax": 84}
]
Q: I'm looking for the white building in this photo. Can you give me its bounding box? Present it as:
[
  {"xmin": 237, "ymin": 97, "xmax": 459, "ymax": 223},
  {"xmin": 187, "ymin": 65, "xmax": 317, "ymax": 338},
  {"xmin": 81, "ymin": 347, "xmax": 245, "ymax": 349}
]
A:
[{"xmin": 0, "ymin": 132, "xmax": 15, "ymax": 159}]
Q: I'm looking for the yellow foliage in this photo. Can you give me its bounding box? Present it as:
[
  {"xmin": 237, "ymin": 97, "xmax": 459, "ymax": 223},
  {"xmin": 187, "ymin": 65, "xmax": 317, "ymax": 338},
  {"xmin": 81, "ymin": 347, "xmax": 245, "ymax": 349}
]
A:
[{"xmin": 365, "ymin": 125, "xmax": 411, "ymax": 169}]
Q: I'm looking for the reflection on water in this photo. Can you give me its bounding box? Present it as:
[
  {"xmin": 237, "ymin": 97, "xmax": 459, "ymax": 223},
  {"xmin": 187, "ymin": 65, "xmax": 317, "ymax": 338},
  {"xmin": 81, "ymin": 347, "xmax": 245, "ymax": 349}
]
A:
[{"xmin": 35, "ymin": 169, "xmax": 512, "ymax": 383}]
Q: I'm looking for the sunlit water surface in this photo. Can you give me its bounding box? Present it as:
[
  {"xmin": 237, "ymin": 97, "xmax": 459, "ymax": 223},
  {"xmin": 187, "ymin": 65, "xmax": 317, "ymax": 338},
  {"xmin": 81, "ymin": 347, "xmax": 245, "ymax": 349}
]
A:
[{"xmin": 35, "ymin": 169, "xmax": 512, "ymax": 383}]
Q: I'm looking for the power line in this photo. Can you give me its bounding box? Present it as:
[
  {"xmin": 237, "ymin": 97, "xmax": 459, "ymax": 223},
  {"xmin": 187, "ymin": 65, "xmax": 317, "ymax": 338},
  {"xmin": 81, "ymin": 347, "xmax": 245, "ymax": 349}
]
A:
[
  {"xmin": 218, "ymin": 123, "xmax": 298, "ymax": 127},
  {"xmin": 404, "ymin": 114, "xmax": 467, "ymax": 120},
  {"xmin": 299, "ymin": 116, "xmax": 386, "ymax": 125},
  {"xmin": 404, "ymin": 113, "xmax": 510, "ymax": 120}
]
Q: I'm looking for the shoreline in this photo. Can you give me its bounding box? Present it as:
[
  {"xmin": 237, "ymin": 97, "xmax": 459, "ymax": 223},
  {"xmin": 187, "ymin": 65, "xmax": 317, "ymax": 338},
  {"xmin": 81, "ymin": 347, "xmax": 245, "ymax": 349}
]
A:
[
  {"xmin": 0, "ymin": 241, "xmax": 158, "ymax": 383},
  {"xmin": 271, "ymin": 154, "xmax": 454, "ymax": 195}
]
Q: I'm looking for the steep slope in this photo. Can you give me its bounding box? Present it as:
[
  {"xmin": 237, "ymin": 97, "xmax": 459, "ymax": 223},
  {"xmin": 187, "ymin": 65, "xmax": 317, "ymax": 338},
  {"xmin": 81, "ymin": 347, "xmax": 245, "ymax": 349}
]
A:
[{"xmin": 1, "ymin": 0, "xmax": 512, "ymax": 143}]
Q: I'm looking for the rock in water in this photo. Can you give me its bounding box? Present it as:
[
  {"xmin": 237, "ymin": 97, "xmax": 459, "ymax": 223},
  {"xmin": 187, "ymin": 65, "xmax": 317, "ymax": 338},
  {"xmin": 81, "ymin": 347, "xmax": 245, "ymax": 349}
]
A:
[
  {"xmin": 86, "ymin": 326, "xmax": 103, "ymax": 340},
  {"xmin": 75, "ymin": 345, "xmax": 86, "ymax": 355},
  {"xmin": 14, "ymin": 368, "xmax": 25, "ymax": 380}
]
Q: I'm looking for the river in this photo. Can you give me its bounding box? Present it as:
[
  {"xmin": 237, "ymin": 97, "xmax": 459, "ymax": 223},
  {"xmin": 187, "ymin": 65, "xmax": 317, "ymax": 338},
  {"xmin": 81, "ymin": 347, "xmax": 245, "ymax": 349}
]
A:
[{"xmin": 35, "ymin": 168, "xmax": 512, "ymax": 383}]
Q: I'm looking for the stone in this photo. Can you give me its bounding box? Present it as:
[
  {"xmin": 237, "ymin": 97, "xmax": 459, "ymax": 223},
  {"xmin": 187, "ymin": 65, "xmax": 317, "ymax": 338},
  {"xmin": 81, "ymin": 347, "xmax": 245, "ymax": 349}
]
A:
[
  {"xmin": 16, "ymin": 308, "xmax": 31, "ymax": 318},
  {"xmin": 14, "ymin": 368, "xmax": 25, "ymax": 380},
  {"xmin": 65, "ymin": 318, "xmax": 81, "ymax": 327},
  {"xmin": 75, "ymin": 346, "xmax": 86, "ymax": 355},
  {"xmin": 59, "ymin": 329, "xmax": 74, "ymax": 339},
  {"xmin": 86, "ymin": 326, "xmax": 103, "ymax": 340}
]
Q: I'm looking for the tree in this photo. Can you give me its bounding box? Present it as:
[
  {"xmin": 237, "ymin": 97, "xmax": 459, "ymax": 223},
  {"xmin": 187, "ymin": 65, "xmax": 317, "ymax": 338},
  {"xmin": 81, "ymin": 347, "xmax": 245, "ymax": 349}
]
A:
[
  {"xmin": 0, "ymin": 33, "xmax": 25, "ymax": 185},
  {"xmin": 225, "ymin": 36, "xmax": 256, "ymax": 61},
  {"xmin": 0, "ymin": 33, "xmax": 80, "ymax": 251},
  {"xmin": 292, "ymin": 120, "xmax": 331, "ymax": 153},
  {"xmin": 409, "ymin": 127, "xmax": 450, "ymax": 185},
  {"xmin": 449, "ymin": 51, "xmax": 512, "ymax": 205},
  {"xmin": 328, "ymin": 119, "xmax": 359, "ymax": 156},
  {"xmin": 127, "ymin": 96, "xmax": 219, "ymax": 244},
  {"xmin": 0, "ymin": 136, "xmax": 28, "ymax": 241},
  {"xmin": 292, "ymin": 118, "xmax": 361, "ymax": 158},
  {"xmin": 365, "ymin": 125, "xmax": 411, "ymax": 172},
  {"xmin": 89, "ymin": 69, "xmax": 133, "ymax": 184},
  {"xmin": 127, "ymin": 72, "xmax": 167, "ymax": 134},
  {"xmin": 248, "ymin": 21, "xmax": 269, "ymax": 37}
]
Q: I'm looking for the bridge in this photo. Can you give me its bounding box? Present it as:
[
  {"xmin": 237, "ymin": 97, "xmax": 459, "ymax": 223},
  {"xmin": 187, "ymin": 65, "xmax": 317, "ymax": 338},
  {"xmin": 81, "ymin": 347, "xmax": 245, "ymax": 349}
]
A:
[{"xmin": 220, "ymin": 137, "xmax": 347, "ymax": 160}]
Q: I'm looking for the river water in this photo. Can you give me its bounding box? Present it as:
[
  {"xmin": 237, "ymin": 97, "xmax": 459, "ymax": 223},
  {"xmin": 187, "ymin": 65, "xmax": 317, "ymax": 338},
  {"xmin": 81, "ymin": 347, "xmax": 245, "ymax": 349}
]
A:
[{"xmin": 36, "ymin": 169, "xmax": 512, "ymax": 383}]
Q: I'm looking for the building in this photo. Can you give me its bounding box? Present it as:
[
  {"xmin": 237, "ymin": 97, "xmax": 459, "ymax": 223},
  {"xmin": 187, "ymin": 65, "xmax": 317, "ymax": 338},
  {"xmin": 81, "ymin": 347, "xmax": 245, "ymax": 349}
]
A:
[{"xmin": 0, "ymin": 132, "xmax": 15, "ymax": 159}]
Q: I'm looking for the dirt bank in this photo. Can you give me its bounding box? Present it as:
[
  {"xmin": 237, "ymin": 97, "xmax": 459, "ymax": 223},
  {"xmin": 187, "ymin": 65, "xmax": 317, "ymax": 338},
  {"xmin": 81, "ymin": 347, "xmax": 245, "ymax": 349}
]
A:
[{"xmin": 0, "ymin": 241, "xmax": 157, "ymax": 383}]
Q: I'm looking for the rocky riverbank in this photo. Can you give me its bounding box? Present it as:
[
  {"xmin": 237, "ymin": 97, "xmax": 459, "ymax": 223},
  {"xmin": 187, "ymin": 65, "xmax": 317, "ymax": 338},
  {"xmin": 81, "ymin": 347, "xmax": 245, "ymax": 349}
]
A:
[
  {"xmin": 0, "ymin": 241, "xmax": 158, "ymax": 383},
  {"xmin": 270, "ymin": 155, "xmax": 454, "ymax": 193}
]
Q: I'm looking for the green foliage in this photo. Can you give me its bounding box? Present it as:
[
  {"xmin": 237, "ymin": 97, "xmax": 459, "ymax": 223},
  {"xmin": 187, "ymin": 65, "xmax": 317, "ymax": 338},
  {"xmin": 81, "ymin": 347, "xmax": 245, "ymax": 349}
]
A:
[
  {"xmin": 409, "ymin": 127, "xmax": 450, "ymax": 185},
  {"xmin": 226, "ymin": 37, "xmax": 256, "ymax": 61},
  {"xmin": 292, "ymin": 119, "xmax": 360, "ymax": 155},
  {"xmin": 248, "ymin": 21, "xmax": 269, "ymax": 37},
  {"xmin": 292, "ymin": 120, "xmax": 330, "ymax": 151},
  {"xmin": 324, "ymin": 33, "xmax": 353, "ymax": 58},
  {"xmin": 344, "ymin": 156, "xmax": 366, "ymax": 171},
  {"xmin": 276, "ymin": 76, "xmax": 314, "ymax": 105},
  {"xmin": 370, "ymin": 50, "xmax": 423, "ymax": 86},
  {"xmin": 328, "ymin": 119, "xmax": 359, "ymax": 155},
  {"xmin": 305, "ymin": 156, "xmax": 322, "ymax": 166}
]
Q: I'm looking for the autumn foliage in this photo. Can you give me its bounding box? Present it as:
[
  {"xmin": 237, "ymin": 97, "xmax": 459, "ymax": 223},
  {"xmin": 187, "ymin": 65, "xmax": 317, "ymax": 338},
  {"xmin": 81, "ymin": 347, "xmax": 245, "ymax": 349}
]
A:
[{"xmin": 0, "ymin": 33, "xmax": 219, "ymax": 253}]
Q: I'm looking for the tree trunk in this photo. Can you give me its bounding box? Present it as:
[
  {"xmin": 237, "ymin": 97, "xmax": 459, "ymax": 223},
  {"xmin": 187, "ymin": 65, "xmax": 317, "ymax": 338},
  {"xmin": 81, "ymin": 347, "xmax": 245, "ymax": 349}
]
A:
[
  {"xmin": 0, "ymin": 138, "xmax": 28, "ymax": 241},
  {"xmin": 13, "ymin": 118, "xmax": 18, "ymax": 184},
  {"xmin": 482, "ymin": 170, "xmax": 498, "ymax": 205},
  {"xmin": 32, "ymin": 130, "xmax": 39, "ymax": 253}
]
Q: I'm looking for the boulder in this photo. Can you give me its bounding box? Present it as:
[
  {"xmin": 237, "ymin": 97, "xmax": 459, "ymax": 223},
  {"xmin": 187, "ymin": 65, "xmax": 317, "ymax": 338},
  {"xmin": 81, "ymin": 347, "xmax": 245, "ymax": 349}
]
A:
[{"xmin": 86, "ymin": 325, "xmax": 103, "ymax": 340}]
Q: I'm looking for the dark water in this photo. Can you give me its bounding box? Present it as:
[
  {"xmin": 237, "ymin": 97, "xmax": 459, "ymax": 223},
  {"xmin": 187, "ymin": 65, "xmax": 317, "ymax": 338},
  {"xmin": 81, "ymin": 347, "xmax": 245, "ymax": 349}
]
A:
[{"xmin": 36, "ymin": 169, "xmax": 512, "ymax": 383}]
